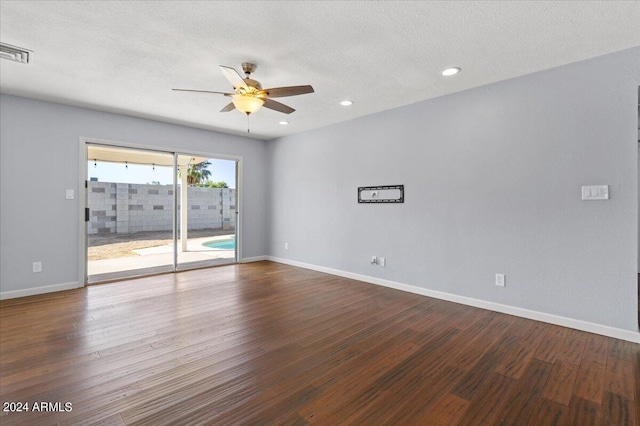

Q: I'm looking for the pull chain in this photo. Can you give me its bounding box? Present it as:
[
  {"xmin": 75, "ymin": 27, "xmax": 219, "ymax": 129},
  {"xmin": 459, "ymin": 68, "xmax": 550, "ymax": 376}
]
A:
[{"xmin": 247, "ymin": 113, "xmax": 250, "ymax": 134}]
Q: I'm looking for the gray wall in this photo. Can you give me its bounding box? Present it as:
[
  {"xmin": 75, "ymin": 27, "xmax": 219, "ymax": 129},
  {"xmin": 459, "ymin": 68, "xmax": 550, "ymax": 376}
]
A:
[
  {"xmin": 0, "ymin": 95, "xmax": 267, "ymax": 293},
  {"xmin": 267, "ymin": 47, "xmax": 640, "ymax": 331}
]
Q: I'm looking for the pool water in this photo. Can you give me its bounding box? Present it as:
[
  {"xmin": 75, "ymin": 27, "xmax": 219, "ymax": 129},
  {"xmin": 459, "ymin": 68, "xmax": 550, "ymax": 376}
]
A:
[{"xmin": 203, "ymin": 237, "xmax": 235, "ymax": 250}]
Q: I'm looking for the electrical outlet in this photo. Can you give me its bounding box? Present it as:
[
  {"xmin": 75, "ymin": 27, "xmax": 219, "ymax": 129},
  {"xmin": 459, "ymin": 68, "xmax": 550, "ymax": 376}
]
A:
[
  {"xmin": 33, "ymin": 261, "xmax": 42, "ymax": 273},
  {"xmin": 371, "ymin": 256, "xmax": 377, "ymax": 265},
  {"xmin": 284, "ymin": 242, "xmax": 288, "ymax": 250},
  {"xmin": 495, "ymin": 273, "xmax": 505, "ymax": 287},
  {"xmin": 379, "ymin": 257, "xmax": 386, "ymax": 267}
]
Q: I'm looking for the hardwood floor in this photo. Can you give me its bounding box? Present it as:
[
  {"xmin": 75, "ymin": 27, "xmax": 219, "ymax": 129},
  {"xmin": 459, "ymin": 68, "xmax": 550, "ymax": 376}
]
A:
[{"xmin": 0, "ymin": 261, "xmax": 638, "ymax": 425}]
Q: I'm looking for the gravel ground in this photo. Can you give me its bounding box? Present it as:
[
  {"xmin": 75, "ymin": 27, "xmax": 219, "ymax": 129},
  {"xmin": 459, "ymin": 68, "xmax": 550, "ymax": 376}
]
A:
[{"xmin": 88, "ymin": 229, "xmax": 234, "ymax": 260}]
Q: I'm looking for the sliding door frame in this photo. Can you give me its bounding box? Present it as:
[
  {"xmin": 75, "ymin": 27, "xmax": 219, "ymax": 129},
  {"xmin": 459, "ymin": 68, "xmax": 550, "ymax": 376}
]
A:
[{"xmin": 78, "ymin": 136, "xmax": 243, "ymax": 286}]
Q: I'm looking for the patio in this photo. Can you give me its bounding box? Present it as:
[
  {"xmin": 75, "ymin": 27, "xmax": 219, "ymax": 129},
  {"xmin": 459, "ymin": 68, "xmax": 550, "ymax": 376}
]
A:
[{"xmin": 88, "ymin": 230, "xmax": 235, "ymax": 281}]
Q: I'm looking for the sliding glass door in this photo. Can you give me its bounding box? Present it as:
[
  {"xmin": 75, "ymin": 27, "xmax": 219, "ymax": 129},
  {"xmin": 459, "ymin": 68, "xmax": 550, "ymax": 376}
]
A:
[{"xmin": 85, "ymin": 143, "xmax": 238, "ymax": 283}]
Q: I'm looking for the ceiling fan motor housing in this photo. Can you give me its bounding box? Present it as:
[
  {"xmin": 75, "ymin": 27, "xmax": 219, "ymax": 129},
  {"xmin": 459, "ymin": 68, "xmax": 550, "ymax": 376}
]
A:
[{"xmin": 243, "ymin": 78, "xmax": 262, "ymax": 91}]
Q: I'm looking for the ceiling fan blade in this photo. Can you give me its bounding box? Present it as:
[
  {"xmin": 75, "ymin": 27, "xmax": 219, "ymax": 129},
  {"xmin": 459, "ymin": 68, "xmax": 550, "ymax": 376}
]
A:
[
  {"xmin": 260, "ymin": 85, "xmax": 314, "ymax": 98},
  {"xmin": 219, "ymin": 65, "xmax": 248, "ymax": 90},
  {"xmin": 172, "ymin": 89, "xmax": 233, "ymax": 95},
  {"xmin": 220, "ymin": 102, "xmax": 236, "ymax": 112},
  {"xmin": 263, "ymin": 98, "xmax": 295, "ymax": 114}
]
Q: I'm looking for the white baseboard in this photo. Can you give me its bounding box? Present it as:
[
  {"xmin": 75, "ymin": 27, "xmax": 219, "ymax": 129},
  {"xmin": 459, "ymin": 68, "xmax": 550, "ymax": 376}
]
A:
[
  {"xmin": 240, "ymin": 256, "xmax": 268, "ymax": 263},
  {"xmin": 0, "ymin": 281, "xmax": 81, "ymax": 300},
  {"xmin": 267, "ymin": 256, "xmax": 640, "ymax": 344}
]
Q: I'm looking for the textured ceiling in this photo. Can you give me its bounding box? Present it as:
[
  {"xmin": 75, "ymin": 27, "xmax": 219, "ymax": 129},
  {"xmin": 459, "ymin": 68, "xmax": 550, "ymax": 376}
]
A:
[{"xmin": 1, "ymin": 1, "xmax": 639, "ymax": 140}]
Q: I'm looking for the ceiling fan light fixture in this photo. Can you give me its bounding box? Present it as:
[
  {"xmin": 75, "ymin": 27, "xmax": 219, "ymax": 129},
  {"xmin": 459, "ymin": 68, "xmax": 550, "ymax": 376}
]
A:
[
  {"xmin": 232, "ymin": 94, "xmax": 264, "ymax": 114},
  {"xmin": 441, "ymin": 67, "xmax": 461, "ymax": 76}
]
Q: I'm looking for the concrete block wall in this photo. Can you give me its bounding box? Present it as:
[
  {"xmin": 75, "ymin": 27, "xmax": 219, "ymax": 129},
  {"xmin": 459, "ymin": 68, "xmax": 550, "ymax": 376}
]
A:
[
  {"xmin": 88, "ymin": 182, "xmax": 236, "ymax": 234},
  {"xmin": 88, "ymin": 182, "xmax": 117, "ymax": 234},
  {"xmin": 125, "ymin": 183, "xmax": 173, "ymax": 233},
  {"xmin": 189, "ymin": 186, "xmax": 221, "ymax": 231}
]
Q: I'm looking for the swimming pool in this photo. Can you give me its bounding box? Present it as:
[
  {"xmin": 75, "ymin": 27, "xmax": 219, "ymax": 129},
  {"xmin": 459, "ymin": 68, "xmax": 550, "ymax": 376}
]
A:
[{"xmin": 203, "ymin": 237, "xmax": 235, "ymax": 250}]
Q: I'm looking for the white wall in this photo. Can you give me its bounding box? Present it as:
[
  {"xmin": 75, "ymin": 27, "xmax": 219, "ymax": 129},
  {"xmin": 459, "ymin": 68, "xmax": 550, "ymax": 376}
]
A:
[
  {"xmin": 0, "ymin": 95, "xmax": 268, "ymax": 294},
  {"xmin": 267, "ymin": 47, "xmax": 640, "ymax": 332}
]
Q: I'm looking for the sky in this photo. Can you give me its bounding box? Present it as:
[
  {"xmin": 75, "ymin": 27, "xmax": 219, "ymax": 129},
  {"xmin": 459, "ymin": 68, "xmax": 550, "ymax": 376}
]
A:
[{"xmin": 87, "ymin": 158, "xmax": 236, "ymax": 188}]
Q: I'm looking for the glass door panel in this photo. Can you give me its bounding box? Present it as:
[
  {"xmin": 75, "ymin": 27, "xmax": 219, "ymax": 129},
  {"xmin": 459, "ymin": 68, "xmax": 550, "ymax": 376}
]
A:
[
  {"xmin": 86, "ymin": 145, "xmax": 175, "ymax": 282},
  {"xmin": 176, "ymin": 155, "xmax": 237, "ymax": 270}
]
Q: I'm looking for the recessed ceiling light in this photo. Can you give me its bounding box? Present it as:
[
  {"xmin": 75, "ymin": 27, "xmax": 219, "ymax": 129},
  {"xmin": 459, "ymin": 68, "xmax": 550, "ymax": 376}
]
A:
[
  {"xmin": 441, "ymin": 67, "xmax": 461, "ymax": 76},
  {"xmin": 340, "ymin": 100, "xmax": 353, "ymax": 106},
  {"xmin": 279, "ymin": 121, "xmax": 289, "ymax": 125}
]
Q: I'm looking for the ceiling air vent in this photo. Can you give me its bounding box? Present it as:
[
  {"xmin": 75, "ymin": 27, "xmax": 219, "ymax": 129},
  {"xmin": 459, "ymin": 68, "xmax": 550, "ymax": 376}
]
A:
[{"xmin": 0, "ymin": 43, "xmax": 31, "ymax": 64}]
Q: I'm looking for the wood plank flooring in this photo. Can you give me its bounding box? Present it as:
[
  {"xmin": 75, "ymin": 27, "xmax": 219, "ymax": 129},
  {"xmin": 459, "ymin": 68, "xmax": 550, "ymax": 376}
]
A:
[{"xmin": 0, "ymin": 261, "xmax": 638, "ymax": 425}]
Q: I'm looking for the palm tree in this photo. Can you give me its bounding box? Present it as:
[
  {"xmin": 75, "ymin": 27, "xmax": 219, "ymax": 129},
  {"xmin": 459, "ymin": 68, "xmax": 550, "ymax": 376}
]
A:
[{"xmin": 182, "ymin": 161, "xmax": 211, "ymax": 185}]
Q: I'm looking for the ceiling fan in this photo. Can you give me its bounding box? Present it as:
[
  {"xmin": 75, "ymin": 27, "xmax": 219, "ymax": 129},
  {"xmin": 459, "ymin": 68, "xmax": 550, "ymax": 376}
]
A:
[{"xmin": 172, "ymin": 62, "xmax": 314, "ymax": 116}]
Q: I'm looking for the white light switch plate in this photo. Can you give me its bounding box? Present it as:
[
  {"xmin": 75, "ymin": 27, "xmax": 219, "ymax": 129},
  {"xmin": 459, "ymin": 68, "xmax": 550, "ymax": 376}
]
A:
[
  {"xmin": 66, "ymin": 189, "xmax": 75, "ymax": 200},
  {"xmin": 581, "ymin": 185, "xmax": 608, "ymax": 200}
]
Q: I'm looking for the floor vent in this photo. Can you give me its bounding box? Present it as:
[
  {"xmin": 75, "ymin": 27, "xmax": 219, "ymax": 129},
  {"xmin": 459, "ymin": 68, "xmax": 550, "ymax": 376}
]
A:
[{"xmin": 0, "ymin": 43, "xmax": 31, "ymax": 64}]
